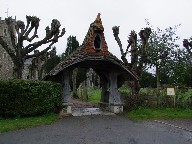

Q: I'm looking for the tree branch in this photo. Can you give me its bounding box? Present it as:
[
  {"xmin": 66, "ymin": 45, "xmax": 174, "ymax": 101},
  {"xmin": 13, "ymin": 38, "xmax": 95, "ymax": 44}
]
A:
[
  {"xmin": 112, "ymin": 26, "xmax": 128, "ymax": 65},
  {"xmin": 24, "ymin": 16, "xmax": 40, "ymax": 39},
  {"xmin": 24, "ymin": 27, "xmax": 65, "ymax": 54},
  {"xmin": 15, "ymin": 20, "xmax": 25, "ymax": 35},
  {"xmin": 127, "ymin": 31, "xmax": 138, "ymax": 69},
  {"xmin": 112, "ymin": 26, "xmax": 124, "ymax": 55},
  {"xmin": 0, "ymin": 37, "xmax": 16, "ymax": 60},
  {"xmin": 24, "ymin": 42, "xmax": 54, "ymax": 59},
  {"xmin": 22, "ymin": 15, "xmax": 31, "ymax": 35},
  {"xmin": 24, "ymin": 26, "xmax": 34, "ymax": 39},
  {"xmin": 25, "ymin": 27, "xmax": 38, "ymax": 42}
]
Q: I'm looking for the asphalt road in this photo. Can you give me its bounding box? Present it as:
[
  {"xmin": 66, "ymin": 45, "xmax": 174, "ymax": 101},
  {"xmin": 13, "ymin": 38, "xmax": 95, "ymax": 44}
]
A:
[{"xmin": 0, "ymin": 115, "xmax": 192, "ymax": 144}]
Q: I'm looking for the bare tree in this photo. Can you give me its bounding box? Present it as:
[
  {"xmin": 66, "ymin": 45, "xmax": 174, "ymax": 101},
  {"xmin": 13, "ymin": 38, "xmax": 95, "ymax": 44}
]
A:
[
  {"xmin": 0, "ymin": 16, "xmax": 65, "ymax": 79},
  {"xmin": 112, "ymin": 26, "xmax": 151, "ymax": 94}
]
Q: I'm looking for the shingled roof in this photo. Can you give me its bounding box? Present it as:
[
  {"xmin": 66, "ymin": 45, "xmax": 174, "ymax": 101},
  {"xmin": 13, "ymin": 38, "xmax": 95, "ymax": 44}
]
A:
[{"xmin": 44, "ymin": 13, "xmax": 138, "ymax": 81}]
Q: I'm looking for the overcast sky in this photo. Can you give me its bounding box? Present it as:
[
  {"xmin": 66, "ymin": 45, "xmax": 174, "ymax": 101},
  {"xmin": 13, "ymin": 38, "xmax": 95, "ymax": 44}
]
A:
[{"xmin": 0, "ymin": 0, "xmax": 192, "ymax": 59}]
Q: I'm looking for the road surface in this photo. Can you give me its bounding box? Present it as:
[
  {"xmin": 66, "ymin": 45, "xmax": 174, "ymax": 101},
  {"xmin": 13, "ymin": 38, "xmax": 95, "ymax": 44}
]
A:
[{"xmin": 0, "ymin": 115, "xmax": 192, "ymax": 144}]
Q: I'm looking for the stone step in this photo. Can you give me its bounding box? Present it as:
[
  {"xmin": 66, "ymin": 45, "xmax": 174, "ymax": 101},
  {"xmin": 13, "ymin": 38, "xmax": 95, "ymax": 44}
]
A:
[{"xmin": 71, "ymin": 107, "xmax": 115, "ymax": 116}]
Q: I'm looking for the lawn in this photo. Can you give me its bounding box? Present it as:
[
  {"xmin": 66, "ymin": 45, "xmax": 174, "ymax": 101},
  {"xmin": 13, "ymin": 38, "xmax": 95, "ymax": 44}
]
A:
[
  {"xmin": 126, "ymin": 108, "xmax": 192, "ymax": 120},
  {"xmin": 0, "ymin": 113, "xmax": 59, "ymax": 133},
  {"xmin": 87, "ymin": 87, "xmax": 131, "ymax": 104},
  {"xmin": 86, "ymin": 87, "xmax": 192, "ymax": 121},
  {"xmin": 87, "ymin": 88, "xmax": 101, "ymax": 104}
]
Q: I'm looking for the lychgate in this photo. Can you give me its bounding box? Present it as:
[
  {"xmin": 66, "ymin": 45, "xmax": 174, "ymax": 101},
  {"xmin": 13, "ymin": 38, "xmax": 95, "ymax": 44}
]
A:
[{"xmin": 44, "ymin": 13, "xmax": 138, "ymax": 113}]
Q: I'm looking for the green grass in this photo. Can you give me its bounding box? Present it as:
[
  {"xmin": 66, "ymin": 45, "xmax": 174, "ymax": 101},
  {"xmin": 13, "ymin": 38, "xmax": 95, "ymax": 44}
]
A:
[
  {"xmin": 87, "ymin": 88, "xmax": 101, "ymax": 104},
  {"xmin": 126, "ymin": 108, "xmax": 192, "ymax": 120},
  {"xmin": 119, "ymin": 87, "xmax": 131, "ymax": 94},
  {"xmin": 0, "ymin": 113, "xmax": 59, "ymax": 133},
  {"xmin": 87, "ymin": 87, "xmax": 132, "ymax": 104}
]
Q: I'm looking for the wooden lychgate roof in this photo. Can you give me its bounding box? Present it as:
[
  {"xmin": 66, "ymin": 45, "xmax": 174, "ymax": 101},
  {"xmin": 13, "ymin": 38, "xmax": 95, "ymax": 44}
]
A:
[{"xmin": 44, "ymin": 13, "xmax": 138, "ymax": 81}]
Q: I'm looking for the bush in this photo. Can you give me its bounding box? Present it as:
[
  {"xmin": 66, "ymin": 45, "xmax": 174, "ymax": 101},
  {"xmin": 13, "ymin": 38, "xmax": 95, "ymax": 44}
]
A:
[
  {"xmin": 121, "ymin": 92, "xmax": 145, "ymax": 111},
  {"xmin": 120, "ymin": 87, "xmax": 192, "ymax": 110},
  {"xmin": 176, "ymin": 91, "xmax": 192, "ymax": 108},
  {"xmin": 0, "ymin": 79, "xmax": 62, "ymax": 118}
]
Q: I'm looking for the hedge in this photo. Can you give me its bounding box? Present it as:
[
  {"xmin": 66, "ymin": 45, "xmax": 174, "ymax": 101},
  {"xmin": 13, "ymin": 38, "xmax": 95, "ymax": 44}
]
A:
[{"xmin": 0, "ymin": 79, "xmax": 63, "ymax": 118}]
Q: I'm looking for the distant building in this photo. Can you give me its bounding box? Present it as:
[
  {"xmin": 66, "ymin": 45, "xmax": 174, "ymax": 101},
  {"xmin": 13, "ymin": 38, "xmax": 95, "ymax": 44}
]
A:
[{"xmin": 0, "ymin": 17, "xmax": 14, "ymax": 79}]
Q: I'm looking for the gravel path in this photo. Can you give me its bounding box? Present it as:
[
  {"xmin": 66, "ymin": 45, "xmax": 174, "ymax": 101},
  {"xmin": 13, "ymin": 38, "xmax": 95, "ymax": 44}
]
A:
[{"xmin": 0, "ymin": 115, "xmax": 192, "ymax": 144}]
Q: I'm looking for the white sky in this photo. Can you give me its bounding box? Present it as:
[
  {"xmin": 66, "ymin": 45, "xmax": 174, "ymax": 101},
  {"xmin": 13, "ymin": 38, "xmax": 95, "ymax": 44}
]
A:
[{"xmin": 1, "ymin": 0, "xmax": 192, "ymax": 59}]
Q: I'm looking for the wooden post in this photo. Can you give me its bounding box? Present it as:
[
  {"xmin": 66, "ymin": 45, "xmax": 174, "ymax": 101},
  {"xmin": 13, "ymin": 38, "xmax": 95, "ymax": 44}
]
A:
[
  {"xmin": 82, "ymin": 81, "xmax": 88, "ymax": 101},
  {"xmin": 167, "ymin": 87, "xmax": 176, "ymax": 108},
  {"xmin": 72, "ymin": 68, "xmax": 77, "ymax": 97},
  {"xmin": 100, "ymin": 77, "xmax": 108, "ymax": 103},
  {"xmin": 63, "ymin": 70, "xmax": 71, "ymax": 103},
  {"xmin": 109, "ymin": 72, "xmax": 121, "ymax": 105},
  {"xmin": 108, "ymin": 72, "xmax": 123, "ymax": 113},
  {"xmin": 173, "ymin": 95, "xmax": 176, "ymax": 108}
]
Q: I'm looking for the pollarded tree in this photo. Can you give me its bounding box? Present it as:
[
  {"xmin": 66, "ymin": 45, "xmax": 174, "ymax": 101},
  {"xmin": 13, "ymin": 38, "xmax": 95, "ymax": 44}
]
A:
[
  {"xmin": 0, "ymin": 16, "xmax": 65, "ymax": 79},
  {"xmin": 112, "ymin": 26, "xmax": 151, "ymax": 94}
]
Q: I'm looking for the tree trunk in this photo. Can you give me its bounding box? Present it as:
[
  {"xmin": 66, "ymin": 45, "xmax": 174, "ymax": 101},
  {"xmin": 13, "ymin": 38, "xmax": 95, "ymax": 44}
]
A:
[
  {"xmin": 156, "ymin": 65, "xmax": 161, "ymax": 106},
  {"xmin": 131, "ymin": 80, "xmax": 140, "ymax": 96},
  {"xmin": 13, "ymin": 61, "xmax": 24, "ymax": 79}
]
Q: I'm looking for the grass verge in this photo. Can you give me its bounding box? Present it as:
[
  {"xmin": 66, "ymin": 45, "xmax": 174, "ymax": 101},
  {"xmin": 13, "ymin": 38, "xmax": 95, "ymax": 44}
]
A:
[
  {"xmin": 126, "ymin": 108, "xmax": 192, "ymax": 120},
  {"xmin": 0, "ymin": 113, "xmax": 59, "ymax": 133},
  {"xmin": 87, "ymin": 88, "xmax": 101, "ymax": 104}
]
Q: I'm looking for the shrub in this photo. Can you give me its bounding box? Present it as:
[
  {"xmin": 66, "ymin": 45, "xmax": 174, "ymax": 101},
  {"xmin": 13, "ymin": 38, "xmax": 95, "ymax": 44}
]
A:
[
  {"xmin": 120, "ymin": 92, "xmax": 145, "ymax": 111},
  {"xmin": 0, "ymin": 79, "xmax": 62, "ymax": 118},
  {"xmin": 176, "ymin": 91, "xmax": 192, "ymax": 108}
]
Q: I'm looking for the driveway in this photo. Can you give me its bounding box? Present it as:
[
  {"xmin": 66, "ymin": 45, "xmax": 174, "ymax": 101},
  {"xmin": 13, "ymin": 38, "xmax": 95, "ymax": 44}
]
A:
[{"xmin": 0, "ymin": 115, "xmax": 192, "ymax": 144}]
